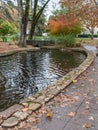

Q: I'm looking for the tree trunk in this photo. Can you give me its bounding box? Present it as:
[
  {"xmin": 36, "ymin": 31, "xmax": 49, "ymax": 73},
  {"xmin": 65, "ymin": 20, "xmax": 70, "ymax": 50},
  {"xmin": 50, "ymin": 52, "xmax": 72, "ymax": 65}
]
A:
[
  {"xmin": 90, "ymin": 28, "xmax": 94, "ymax": 40},
  {"xmin": 17, "ymin": 0, "xmax": 30, "ymax": 47},
  {"xmin": 28, "ymin": 0, "xmax": 50, "ymax": 40},
  {"xmin": 28, "ymin": 21, "xmax": 36, "ymax": 40},
  {"xmin": 91, "ymin": 33, "xmax": 94, "ymax": 40},
  {"xmin": 19, "ymin": 22, "xmax": 27, "ymax": 47}
]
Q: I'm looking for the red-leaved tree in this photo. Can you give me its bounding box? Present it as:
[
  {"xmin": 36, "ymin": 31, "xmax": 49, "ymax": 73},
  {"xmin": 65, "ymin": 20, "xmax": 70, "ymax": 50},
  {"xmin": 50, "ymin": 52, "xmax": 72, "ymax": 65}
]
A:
[
  {"xmin": 60, "ymin": 0, "xmax": 98, "ymax": 40},
  {"xmin": 48, "ymin": 13, "xmax": 82, "ymax": 36}
]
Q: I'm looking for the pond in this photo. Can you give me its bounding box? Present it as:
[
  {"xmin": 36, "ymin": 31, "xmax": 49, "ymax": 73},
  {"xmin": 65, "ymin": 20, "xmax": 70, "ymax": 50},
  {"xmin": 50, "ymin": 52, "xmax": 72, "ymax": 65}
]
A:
[{"xmin": 0, "ymin": 49, "xmax": 86, "ymax": 111}]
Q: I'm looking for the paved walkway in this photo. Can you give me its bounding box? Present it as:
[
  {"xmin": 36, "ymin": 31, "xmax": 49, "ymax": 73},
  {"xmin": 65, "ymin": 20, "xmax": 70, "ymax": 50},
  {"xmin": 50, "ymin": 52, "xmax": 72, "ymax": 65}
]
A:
[
  {"xmin": 30, "ymin": 56, "xmax": 98, "ymax": 130},
  {"xmin": 1, "ymin": 46, "xmax": 98, "ymax": 130}
]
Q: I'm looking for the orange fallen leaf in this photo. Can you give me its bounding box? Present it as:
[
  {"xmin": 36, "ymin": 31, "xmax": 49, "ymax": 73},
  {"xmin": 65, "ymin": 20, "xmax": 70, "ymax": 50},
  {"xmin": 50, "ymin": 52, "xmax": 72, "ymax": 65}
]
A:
[
  {"xmin": 72, "ymin": 80, "xmax": 77, "ymax": 83},
  {"xmin": 46, "ymin": 112, "xmax": 53, "ymax": 119},
  {"xmin": 68, "ymin": 112, "xmax": 76, "ymax": 117}
]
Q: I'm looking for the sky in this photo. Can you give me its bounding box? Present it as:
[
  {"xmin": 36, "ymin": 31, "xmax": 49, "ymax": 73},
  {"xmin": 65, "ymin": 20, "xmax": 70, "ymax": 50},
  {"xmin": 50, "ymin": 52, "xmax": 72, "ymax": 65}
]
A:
[{"xmin": 46, "ymin": 0, "xmax": 60, "ymax": 20}]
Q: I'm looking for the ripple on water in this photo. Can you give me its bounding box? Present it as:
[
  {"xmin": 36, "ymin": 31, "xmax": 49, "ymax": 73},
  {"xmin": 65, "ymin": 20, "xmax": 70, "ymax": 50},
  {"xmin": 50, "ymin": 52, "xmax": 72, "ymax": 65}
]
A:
[{"xmin": 0, "ymin": 49, "xmax": 86, "ymax": 111}]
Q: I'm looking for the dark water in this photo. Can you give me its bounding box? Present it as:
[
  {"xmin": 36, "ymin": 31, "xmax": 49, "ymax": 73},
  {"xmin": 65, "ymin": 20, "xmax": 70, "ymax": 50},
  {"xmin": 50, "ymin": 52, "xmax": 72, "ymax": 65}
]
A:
[{"xmin": 0, "ymin": 49, "xmax": 86, "ymax": 111}]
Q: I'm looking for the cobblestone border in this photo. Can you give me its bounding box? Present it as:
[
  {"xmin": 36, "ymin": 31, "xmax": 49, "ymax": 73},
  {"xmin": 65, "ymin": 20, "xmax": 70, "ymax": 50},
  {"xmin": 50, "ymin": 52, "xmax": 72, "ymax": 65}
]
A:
[{"xmin": 0, "ymin": 48, "xmax": 95, "ymax": 128}]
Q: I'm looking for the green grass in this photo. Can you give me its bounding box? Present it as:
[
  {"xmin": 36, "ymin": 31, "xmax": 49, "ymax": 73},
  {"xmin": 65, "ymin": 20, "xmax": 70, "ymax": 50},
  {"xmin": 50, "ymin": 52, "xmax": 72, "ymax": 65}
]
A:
[{"xmin": 76, "ymin": 38, "xmax": 98, "ymax": 46}]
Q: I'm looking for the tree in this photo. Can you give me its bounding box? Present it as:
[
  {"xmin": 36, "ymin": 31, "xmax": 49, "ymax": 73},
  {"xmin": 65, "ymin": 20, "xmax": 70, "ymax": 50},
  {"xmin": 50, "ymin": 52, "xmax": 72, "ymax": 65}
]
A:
[
  {"xmin": 28, "ymin": 0, "xmax": 51, "ymax": 40},
  {"xmin": 80, "ymin": 2, "xmax": 98, "ymax": 40},
  {"xmin": 60, "ymin": 0, "xmax": 98, "ymax": 40},
  {"xmin": 48, "ymin": 9, "xmax": 82, "ymax": 36},
  {"xmin": 0, "ymin": 0, "xmax": 52, "ymax": 46},
  {"xmin": 34, "ymin": 13, "xmax": 46, "ymax": 36},
  {"xmin": 0, "ymin": 21, "xmax": 17, "ymax": 41},
  {"xmin": 17, "ymin": 0, "xmax": 30, "ymax": 47},
  {"xmin": 14, "ymin": 0, "xmax": 51, "ymax": 46},
  {"xmin": 49, "ymin": 8, "xmax": 67, "ymax": 20},
  {"xmin": 0, "ymin": 0, "xmax": 18, "ymax": 21},
  {"xmin": 0, "ymin": 0, "xmax": 19, "ymax": 42},
  {"xmin": 0, "ymin": 0, "xmax": 30, "ymax": 46}
]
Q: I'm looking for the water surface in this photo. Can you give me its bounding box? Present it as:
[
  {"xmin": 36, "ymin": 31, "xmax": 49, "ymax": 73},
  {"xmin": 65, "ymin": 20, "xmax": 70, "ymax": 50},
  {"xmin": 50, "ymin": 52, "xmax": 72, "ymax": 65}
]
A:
[{"xmin": 0, "ymin": 49, "xmax": 86, "ymax": 111}]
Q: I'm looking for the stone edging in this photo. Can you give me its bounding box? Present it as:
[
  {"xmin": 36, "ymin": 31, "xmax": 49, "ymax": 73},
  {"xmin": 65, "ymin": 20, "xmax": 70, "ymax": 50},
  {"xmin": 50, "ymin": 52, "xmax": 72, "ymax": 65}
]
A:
[
  {"xmin": 0, "ymin": 47, "xmax": 40, "ymax": 57},
  {"xmin": 0, "ymin": 48, "xmax": 95, "ymax": 128}
]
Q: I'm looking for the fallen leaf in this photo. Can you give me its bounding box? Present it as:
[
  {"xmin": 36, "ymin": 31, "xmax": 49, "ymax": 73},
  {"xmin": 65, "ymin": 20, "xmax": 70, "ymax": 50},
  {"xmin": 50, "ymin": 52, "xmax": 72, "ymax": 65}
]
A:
[
  {"xmin": 83, "ymin": 93, "xmax": 87, "ymax": 96},
  {"xmin": 41, "ymin": 106, "xmax": 47, "ymax": 114},
  {"xmin": 89, "ymin": 116, "xmax": 94, "ymax": 121},
  {"xmin": 46, "ymin": 112, "xmax": 53, "ymax": 119},
  {"xmin": 68, "ymin": 112, "xmax": 76, "ymax": 117},
  {"xmin": 83, "ymin": 123, "xmax": 92, "ymax": 128},
  {"xmin": 88, "ymin": 79, "xmax": 94, "ymax": 82},
  {"xmin": 85, "ymin": 101, "xmax": 90, "ymax": 104},
  {"xmin": 73, "ymin": 80, "xmax": 77, "ymax": 83},
  {"xmin": 23, "ymin": 123, "xmax": 31, "ymax": 129},
  {"xmin": 18, "ymin": 122, "xmax": 25, "ymax": 129},
  {"xmin": 32, "ymin": 118, "xmax": 39, "ymax": 123},
  {"xmin": 22, "ymin": 107, "xmax": 29, "ymax": 112},
  {"xmin": 74, "ymin": 96, "xmax": 79, "ymax": 100},
  {"xmin": 60, "ymin": 104, "xmax": 65, "ymax": 108},
  {"xmin": 92, "ymin": 68, "xmax": 95, "ymax": 71}
]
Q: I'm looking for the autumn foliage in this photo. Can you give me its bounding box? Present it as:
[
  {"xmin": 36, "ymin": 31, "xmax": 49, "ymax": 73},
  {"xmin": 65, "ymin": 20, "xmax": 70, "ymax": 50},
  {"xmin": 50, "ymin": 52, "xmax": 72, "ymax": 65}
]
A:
[
  {"xmin": 48, "ymin": 14, "xmax": 82, "ymax": 36},
  {"xmin": 60, "ymin": 0, "xmax": 98, "ymax": 39}
]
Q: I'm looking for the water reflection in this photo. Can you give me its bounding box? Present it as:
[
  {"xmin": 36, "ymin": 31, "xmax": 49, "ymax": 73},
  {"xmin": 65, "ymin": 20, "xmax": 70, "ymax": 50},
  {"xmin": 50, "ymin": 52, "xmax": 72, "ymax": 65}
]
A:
[{"xmin": 0, "ymin": 49, "xmax": 86, "ymax": 111}]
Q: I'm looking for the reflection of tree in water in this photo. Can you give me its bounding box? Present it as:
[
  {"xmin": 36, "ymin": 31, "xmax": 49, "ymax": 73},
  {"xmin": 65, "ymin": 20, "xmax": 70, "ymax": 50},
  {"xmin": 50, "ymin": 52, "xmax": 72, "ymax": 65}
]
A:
[
  {"xmin": 13, "ymin": 52, "xmax": 39, "ymax": 97},
  {"xmin": 0, "ymin": 72, "xmax": 6, "ymax": 88}
]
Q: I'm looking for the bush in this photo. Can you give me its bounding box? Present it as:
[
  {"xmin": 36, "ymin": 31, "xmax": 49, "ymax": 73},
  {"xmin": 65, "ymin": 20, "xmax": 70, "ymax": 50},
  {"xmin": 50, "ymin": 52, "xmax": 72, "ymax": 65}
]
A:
[
  {"xmin": 56, "ymin": 34, "xmax": 76, "ymax": 47},
  {"xmin": 11, "ymin": 34, "xmax": 19, "ymax": 41}
]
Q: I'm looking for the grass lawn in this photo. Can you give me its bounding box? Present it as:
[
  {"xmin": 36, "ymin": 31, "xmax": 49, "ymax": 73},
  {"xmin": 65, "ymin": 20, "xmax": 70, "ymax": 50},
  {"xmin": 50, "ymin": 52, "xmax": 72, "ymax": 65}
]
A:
[{"xmin": 76, "ymin": 38, "xmax": 98, "ymax": 46}]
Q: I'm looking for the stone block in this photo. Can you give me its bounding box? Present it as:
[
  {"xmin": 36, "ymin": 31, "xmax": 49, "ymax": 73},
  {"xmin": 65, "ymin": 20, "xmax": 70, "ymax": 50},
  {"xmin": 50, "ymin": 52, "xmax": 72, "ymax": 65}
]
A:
[
  {"xmin": 0, "ymin": 104, "xmax": 23, "ymax": 119},
  {"xmin": 13, "ymin": 111, "xmax": 28, "ymax": 121},
  {"xmin": 28, "ymin": 102, "xmax": 41, "ymax": 111},
  {"xmin": 1, "ymin": 117, "xmax": 18, "ymax": 128}
]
